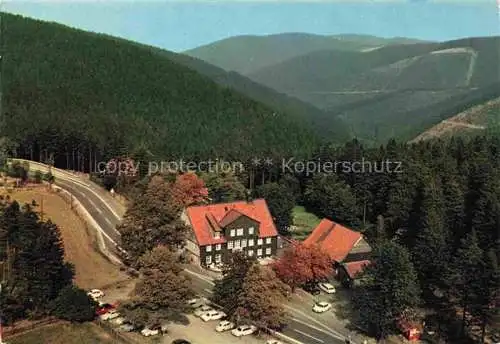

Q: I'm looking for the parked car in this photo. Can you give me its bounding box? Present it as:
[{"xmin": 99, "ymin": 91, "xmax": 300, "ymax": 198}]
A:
[
  {"xmin": 171, "ymin": 340, "xmax": 191, "ymax": 344},
  {"xmin": 209, "ymin": 263, "xmax": 224, "ymax": 272},
  {"xmin": 87, "ymin": 289, "xmax": 104, "ymax": 300},
  {"xmin": 96, "ymin": 302, "xmax": 115, "ymax": 316},
  {"xmin": 111, "ymin": 317, "xmax": 126, "ymax": 325},
  {"xmin": 216, "ymin": 320, "xmax": 235, "ymax": 332},
  {"xmin": 187, "ymin": 298, "xmax": 199, "ymax": 306},
  {"xmin": 118, "ymin": 323, "xmax": 135, "ymax": 332},
  {"xmin": 141, "ymin": 327, "xmax": 160, "ymax": 337},
  {"xmin": 194, "ymin": 305, "xmax": 214, "ymax": 317},
  {"xmin": 267, "ymin": 340, "xmax": 284, "ymax": 344},
  {"xmin": 100, "ymin": 309, "xmax": 120, "ymax": 321},
  {"xmin": 312, "ymin": 301, "xmax": 332, "ymax": 313},
  {"xmin": 318, "ymin": 282, "xmax": 336, "ymax": 294},
  {"xmin": 201, "ymin": 309, "xmax": 226, "ymax": 321},
  {"xmin": 303, "ymin": 282, "xmax": 321, "ymax": 295},
  {"xmin": 231, "ymin": 325, "xmax": 257, "ymax": 337}
]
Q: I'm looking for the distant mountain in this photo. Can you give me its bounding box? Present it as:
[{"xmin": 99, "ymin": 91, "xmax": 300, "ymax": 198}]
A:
[
  {"xmin": 3, "ymin": 13, "xmax": 321, "ymax": 167},
  {"xmin": 184, "ymin": 33, "xmax": 428, "ymax": 75},
  {"xmin": 246, "ymin": 36, "xmax": 500, "ymax": 144}
]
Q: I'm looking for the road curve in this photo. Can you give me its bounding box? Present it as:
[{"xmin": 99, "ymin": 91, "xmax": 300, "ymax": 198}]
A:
[{"xmin": 16, "ymin": 159, "xmax": 357, "ymax": 344}]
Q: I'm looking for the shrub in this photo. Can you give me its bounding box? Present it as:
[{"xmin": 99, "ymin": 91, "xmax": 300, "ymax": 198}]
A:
[
  {"xmin": 33, "ymin": 170, "xmax": 43, "ymax": 184},
  {"xmin": 50, "ymin": 285, "xmax": 98, "ymax": 322}
]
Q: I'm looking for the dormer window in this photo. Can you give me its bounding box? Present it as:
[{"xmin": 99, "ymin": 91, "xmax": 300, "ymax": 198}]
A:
[{"xmin": 214, "ymin": 232, "xmax": 221, "ymax": 239}]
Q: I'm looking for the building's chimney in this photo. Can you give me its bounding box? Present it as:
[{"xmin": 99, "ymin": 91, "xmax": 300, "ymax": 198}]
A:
[
  {"xmin": 245, "ymin": 189, "xmax": 253, "ymax": 203},
  {"xmin": 224, "ymin": 206, "xmax": 228, "ymax": 212}
]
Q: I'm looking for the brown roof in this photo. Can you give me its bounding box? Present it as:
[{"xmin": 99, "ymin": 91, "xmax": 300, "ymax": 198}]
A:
[
  {"xmin": 186, "ymin": 199, "xmax": 278, "ymax": 246},
  {"xmin": 304, "ymin": 218, "xmax": 363, "ymax": 262}
]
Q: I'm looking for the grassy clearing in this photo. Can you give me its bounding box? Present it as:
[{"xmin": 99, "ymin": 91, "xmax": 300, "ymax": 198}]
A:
[
  {"xmin": 291, "ymin": 206, "xmax": 321, "ymax": 240},
  {"xmin": 0, "ymin": 186, "xmax": 128, "ymax": 289},
  {"xmin": 9, "ymin": 322, "xmax": 124, "ymax": 344}
]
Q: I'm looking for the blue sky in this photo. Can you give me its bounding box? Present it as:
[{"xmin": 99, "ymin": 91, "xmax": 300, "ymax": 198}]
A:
[{"xmin": 4, "ymin": 1, "xmax": 499, "ymax": 52}]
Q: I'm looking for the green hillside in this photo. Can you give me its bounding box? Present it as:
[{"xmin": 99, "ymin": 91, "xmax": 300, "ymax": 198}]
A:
[
  {"xmin": 158, "ymin": 51, "xmax": 351, "ymax": 140},
  {"xmin": 184, "ymin": 33, "xmax": 428, "ymax": 75},
  {"xmin": 1, "ymin": 13, "xmax": 322, "ymax": 169},
  {"xmin": 246, "ymin": 36, "xmax": 500, "ymax": 144}
]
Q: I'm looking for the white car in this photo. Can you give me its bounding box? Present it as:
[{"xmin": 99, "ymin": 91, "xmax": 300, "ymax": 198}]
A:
[
  {"xmin": 100, "ymin": 309, "xmax": 120, "ymax": 321},
  {"xmin": 231, "ymin": 325, "xmax": 257, "ymax": 337},
  {"xmin": 200, "ymin": 310, "xmax": 226, "ymax": 322},
  {"xmin": 187, "ymin": 298, "xmax": 199, "ymax": 306},
  {"xmin": 216, "ymin": 320, "xmax": 235, "ymax": 332},
  {"xmin": 312, "ymin": 301, "xmax": 332, "ymax": 313},
  {"xmin": 140, "ymin": 327, "xmax": 159, "ymax": 337},
  {"xmin": 267, "ymin": 340, "xmax": 284, "ymax": 344},
  {"xmin": 209, "ymin": 263, "xmax": 224, "ymax": 272},
  {"xmin": 111, "ymin": 317, "xmax": 126, "ymax": 325},
  {"xmin": 87, "ymin": 289, "xmax": 104, "ymax": 300},
  {"xmin": 194, "ymin": 305, "xmax": 214, "ymax": 317},
  {"xmin": 318, "ymin": 282, "xmax": 336, "ymax": 294}
]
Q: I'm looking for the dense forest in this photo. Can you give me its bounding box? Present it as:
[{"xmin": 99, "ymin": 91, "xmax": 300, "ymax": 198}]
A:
[
  {"xmin": 109, "ymin": 132, "xmax": 500, "ymax": 342},
  {"xmin": 1, "ymin": 13, "xmax": 320, "ymax": 172}
]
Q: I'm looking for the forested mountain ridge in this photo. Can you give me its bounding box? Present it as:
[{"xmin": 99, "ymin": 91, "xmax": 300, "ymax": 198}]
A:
[
  {"xmin": 159, "ymin": 51, "xmax": 351, "ymax": 140},
  {"xmin": 245, "ymin": 36, "xmax": 500, "ymax": 144},
  {"xmin": 184, "ymin": 32, "xmax": 428, "ymax": 75},
  {"xmin": 1, "ymin": 13, "xmax": 321, "ymax": 170}
]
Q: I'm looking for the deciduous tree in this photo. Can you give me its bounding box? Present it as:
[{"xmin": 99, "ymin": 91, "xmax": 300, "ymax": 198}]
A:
[
  {"xmin": 172, "ymin": 172, "xmax": 209, "ymax": 206},
  {"xmin": 233, "ymin": 263, "xmax": 289, "ymax": 330},
  {"xmin": 273, "ymin": 242, "xmax": 332, "ymax": 291},
  {"xmin": 117, "ymin": 175, "xmax": 188, "ymax": 262}
]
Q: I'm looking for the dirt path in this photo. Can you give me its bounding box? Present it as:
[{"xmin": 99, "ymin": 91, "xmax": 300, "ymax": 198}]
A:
[{"xmin": 1, "ymin": 186, "xmax": 129, "ymax": 290}]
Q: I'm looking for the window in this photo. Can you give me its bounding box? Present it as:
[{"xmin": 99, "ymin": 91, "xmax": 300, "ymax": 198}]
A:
[
  {"xmin": 249, "ymin": 227, "xmax": 254, "ymax": 235},
  {"xmin": 265, "ymin": 247, "xmax": 271, "ymax": 255},
  {"xmin": 257, "ymin": 249, "xmax": 262, "ymax": 257},
  {"xmin": 215, "ymin": 244, "xmax": 221, "ymax": 251},
  {"xmin": 248, "ymin": 250, "xmax": 254, "ymax": 257},
  {"xmin": 214, "ymin": 232, "xmax": 220, "ymax": 239},
  {"xmin": 230, "ymin": 229, "xmax": 235, "ymax": 237},
  {"xmin": 241, "ymin": 239, "xmax": 247, "ymax": 248},
  {"xmin": 206, "ymin": 245, "xmax": 212, "ymax": 252},
  {"xmin": 234, "ymin": 240, "xmax": 241, "ymax": 249},
  {"xmin": 228, "ymin": 241, "xmax": 234, "ymax": 249},
  {"xmin": 266, "ymin": 237, "xmax": 272, "ymax": 244},
  {"xmin": 248, "ymin": 239, "xmax": 254, "ymax": 247},
  {"xmin": 215, "ymin": 254, "xmax": 221, "ymax": 263},
  {"xmin": 236, "ymin": 228, "xmax": 244, "ymax": 236},
  {"xmin": 257, "ymin": 238, "xmax": 263, "ymax": 246},
  {"xmin": 206, "ymin": 255, "xmax": 212, "ymax": 265}
]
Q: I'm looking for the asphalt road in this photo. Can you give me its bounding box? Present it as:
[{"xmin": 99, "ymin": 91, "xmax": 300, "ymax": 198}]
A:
[{"xmin": 23, "ymin": 161, "xmax": 357, "ymax": 344}]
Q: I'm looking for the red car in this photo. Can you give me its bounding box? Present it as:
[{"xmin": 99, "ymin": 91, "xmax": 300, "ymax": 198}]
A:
[{"xmin": 96, "ymin": 302, "xmax": 118, "ymax": 316}]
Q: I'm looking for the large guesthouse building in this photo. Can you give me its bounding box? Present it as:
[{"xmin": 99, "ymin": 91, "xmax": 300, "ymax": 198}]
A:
[{"xmin": 182, "ymin": 199, "xmax": 279, "ymax": 267}]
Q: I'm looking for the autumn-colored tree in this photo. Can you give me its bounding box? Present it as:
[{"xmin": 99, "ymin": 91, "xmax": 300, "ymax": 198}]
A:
[
  {"xmin": 117, "ymin": 175, "xmax": 188, "ymax": 263},
  {"xmin": 233, "ymin": 263, "xmax": 289, "ymax": 330},
  {"xmin": 273, "ymin": 242, "xmax": 332, "ymax": 291},
  {"xmin": 171, "ymin": 172, "xmax": 209, "ymax": 207},
  {"xmin": 119, "ymin": 246, "xmax": 194, "ymax": 328}
]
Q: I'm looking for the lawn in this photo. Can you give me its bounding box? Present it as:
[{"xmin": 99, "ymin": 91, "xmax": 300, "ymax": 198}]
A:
[
  {"xmin": 9, "ymin": 322, "xmax": 125, "ymax": 344},
  {"xmin": 291, "ymin": 206, "xmax": 321, "ymax": 240},
  {"xmin": 0, "ymin": 185, "xmax": 128, "ymax": 289}
]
